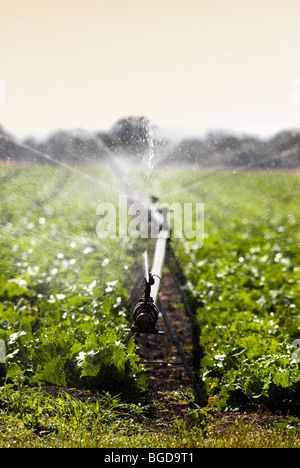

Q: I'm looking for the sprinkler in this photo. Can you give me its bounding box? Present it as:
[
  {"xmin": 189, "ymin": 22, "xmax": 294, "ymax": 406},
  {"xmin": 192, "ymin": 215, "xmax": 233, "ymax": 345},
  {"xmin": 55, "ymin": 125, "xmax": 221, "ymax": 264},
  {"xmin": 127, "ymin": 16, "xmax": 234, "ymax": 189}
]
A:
[
  {"xmin": 124, "ymin": 196, "xmax": 206, "ymax": 403},
  {"xmin": 126, "ymin": 273, "xmax": 164, "ymax": 334}
]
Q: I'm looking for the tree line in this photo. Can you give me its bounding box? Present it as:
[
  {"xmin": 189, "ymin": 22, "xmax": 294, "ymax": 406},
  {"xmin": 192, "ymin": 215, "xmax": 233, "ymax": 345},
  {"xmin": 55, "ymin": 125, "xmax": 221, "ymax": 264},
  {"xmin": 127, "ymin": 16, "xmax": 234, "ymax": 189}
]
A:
[{"xmin": 0, "ymin": 116, "xmax": 300, "ymax": 169}]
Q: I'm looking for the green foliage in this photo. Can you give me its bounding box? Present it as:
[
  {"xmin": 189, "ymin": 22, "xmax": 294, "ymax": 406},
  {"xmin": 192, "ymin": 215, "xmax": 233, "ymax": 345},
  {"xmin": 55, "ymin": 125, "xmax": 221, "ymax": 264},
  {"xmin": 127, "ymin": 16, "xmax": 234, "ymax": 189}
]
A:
[
  {"xmin": 0, "ymin": 167, "xmax": 145, "ymax": 400},
  {"xmin": 163, "ymin": 171, "xmax": 300, "ymax": 410},
  {"xmin": 0, "ymin": 381, "xmax": 140, "ymax": 445},
  {"xmin": 1, "ymin": 167, "xmax": 300, "ymax": 411}
]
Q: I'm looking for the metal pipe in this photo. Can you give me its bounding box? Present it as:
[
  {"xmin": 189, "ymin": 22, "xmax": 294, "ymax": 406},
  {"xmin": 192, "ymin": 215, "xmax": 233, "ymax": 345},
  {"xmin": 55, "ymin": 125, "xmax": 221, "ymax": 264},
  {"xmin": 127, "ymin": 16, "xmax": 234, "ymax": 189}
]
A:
[
  {"xmin": 124, "ymin": 208, "xmax": 168, "ymax": 342},
  {"xmin": 150, "ymin": 231, "xmax": 168, "ymax": 304},
  {"xmin": 150, "ymin": 207, "xmax": 170, "ymax": 304}
]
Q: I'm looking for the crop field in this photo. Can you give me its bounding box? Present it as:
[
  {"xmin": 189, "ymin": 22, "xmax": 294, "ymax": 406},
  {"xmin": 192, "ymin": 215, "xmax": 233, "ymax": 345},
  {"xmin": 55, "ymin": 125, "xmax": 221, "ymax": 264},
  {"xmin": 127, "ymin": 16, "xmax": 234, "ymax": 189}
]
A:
[
  {"xmin": 0, "ymin": 164, "xmax": 300, "ymax": 448},
  {"xmin": 0, "ymin": 165, "xmax": 148, "ymax": 397},
  {"xmin": 158, "ymin": 170, "xmax": 300, "ymax": 410}
]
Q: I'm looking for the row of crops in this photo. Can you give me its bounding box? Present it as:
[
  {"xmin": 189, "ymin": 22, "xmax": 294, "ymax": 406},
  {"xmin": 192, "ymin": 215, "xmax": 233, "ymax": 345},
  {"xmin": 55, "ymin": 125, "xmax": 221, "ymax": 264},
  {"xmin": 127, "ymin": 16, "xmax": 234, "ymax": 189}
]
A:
[
  {"xmin": 0, "ymin": 166, "xmax": 147, "ymax": 400},
  {"xmin": 0, "ymin": 164, "xmax": 300, "ymax": 410},
  {"xmin": 158, "ymin": 170, "xmax": 300, "ymax": 410}
]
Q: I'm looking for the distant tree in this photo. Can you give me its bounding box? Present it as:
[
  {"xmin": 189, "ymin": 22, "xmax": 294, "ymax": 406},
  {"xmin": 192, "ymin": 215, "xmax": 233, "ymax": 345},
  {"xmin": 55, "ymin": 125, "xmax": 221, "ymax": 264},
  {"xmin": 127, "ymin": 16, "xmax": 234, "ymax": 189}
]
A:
[
  {"xmin": 44, "ymin": 130, "xmax": 72, "ymax": 161},
  {"xmin": 213, "ymin": 135, "xmax": 241, "ymax": 166},
  {"xmin": 23, "ymin": 136, "xmax": 38, "ymax": 148},
  {"xmin": 202, "ymin": 133, "xmax": 266, "ymax": 167},
  {"xmin": 267, "ymin": 130, "xmax": 300, "ymax": 167},
  {"xmin": 83, "ymin": 137, "xmax": 103, "ymax": 161},
  {"xmin": 169, "ymin": 139, "xmax": 208, "ymax": 165},
  {"xmin": 0, "ymin": 125, "xmax": 26, "ymax": 161},
  {"xmin": 95, "ymin": 132, "xmax": 116, "ymax": 153},
  {"xmin": 219, "ymin": 136, "xmax": 265, "ymax": 167},
  {"xmin": 110, "ymin": 116, "xmax": 154, "ymax": 155},
  {"xmin": 68, "ymin": 134, "xmax": 105, "ymax": 163},
  {"xmin": 22, "ymin": 137, "xmax": 43, "ymax": 164},
  {"xmin": 237, "ymin": 137, "xmax": 266, "ymax": 168},
  {"xmin": 268, "ymin": 130, "xmax": 300, "ymax": 152}
]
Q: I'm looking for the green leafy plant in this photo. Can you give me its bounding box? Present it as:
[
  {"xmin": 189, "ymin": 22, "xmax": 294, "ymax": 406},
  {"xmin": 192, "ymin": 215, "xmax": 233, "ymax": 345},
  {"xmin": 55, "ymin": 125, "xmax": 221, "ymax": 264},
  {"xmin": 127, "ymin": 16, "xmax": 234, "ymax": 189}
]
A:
[
  {"xmin": 0, "ymin": 167, "xmax": 146, "ymax": 400},
  {"xmin": 164, "ymin": 171, "xmax": 300, "ymax": 410}
]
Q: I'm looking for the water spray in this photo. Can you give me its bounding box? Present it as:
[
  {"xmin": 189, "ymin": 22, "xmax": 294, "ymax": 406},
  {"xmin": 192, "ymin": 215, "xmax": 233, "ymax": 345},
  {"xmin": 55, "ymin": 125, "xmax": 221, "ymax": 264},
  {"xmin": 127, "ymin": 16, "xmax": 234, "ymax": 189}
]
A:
[
  {"xmin": 129, "ymin": 272, "xmax": 162, "ymax": 334},
  {"xmin": 124, "ymin": 199, "xmax": 206, "ymax": 403},
  {"xmin": 143, "ymin": 250, "xmax": 149, "ymax": 283},
  {"xmin": 127, "ymin": 248, "xmax": 164, "ymax": 334}
]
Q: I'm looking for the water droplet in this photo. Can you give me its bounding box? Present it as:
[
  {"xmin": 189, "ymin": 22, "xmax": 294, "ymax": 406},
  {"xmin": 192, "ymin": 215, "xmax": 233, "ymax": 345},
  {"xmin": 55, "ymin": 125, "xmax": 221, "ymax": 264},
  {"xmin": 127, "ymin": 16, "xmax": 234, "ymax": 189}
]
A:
[
  {"xmin": 83, "ymin": 247, "xmax": 93, "ymax": 254},
  {"xmin": 56, "ymin": 294, "xmax": 65, "ymax": 300}
]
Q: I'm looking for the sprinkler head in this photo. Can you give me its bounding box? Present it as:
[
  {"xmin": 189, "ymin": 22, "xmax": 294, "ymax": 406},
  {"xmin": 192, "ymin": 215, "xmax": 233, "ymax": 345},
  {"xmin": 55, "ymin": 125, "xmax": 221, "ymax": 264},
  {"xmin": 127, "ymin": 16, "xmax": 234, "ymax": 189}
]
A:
[
  {"xmin": 131, "ymin": 298, "xmax": 159, "ymax": 333},
  {"xmin": 125, "ymin": 273, "xmax": 164, "ymax": 335}
]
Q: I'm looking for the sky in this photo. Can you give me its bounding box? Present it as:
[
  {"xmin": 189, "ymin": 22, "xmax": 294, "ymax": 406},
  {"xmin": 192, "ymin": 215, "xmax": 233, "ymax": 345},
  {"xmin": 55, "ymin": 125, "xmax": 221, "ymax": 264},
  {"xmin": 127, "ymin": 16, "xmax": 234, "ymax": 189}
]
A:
[{"xmin": 1, "ymin": 0, "xmax": 300, "ymax": 140}]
